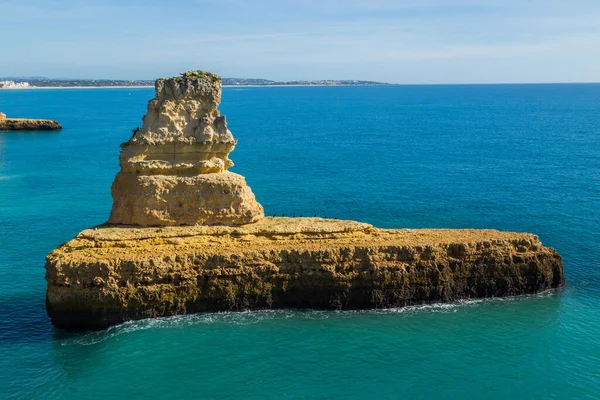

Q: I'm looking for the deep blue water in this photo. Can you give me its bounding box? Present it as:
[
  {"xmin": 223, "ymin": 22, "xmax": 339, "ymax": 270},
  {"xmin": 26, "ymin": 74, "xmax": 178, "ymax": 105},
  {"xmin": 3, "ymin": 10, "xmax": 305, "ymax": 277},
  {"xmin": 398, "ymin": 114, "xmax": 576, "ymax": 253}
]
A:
[{"xmin": 1, "ymin": 84, "xmax": 599, "ymax": 399}]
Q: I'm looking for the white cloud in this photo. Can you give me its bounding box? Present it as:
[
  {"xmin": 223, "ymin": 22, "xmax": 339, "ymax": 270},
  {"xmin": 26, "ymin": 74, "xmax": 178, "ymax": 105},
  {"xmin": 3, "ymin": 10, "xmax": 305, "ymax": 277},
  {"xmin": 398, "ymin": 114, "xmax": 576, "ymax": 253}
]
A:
[{"xmin": 1, "ymin": 0, "xmax": 600, "ymax": 82}]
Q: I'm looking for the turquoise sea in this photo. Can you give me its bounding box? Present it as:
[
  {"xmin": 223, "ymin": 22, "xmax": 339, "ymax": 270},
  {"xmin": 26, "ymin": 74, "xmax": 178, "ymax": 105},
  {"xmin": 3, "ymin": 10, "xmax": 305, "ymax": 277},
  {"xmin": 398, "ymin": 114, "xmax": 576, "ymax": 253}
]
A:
[{"xmin": 1, "ymin": 84, "xmax": 599, "ymax": 399}]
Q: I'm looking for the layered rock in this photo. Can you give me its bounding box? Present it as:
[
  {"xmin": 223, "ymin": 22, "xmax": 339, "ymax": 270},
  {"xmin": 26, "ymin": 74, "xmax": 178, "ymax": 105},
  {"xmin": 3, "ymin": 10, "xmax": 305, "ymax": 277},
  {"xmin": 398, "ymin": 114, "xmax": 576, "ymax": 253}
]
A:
[
  {"xmin": 45, "ymin": 69, "xmax": 565, "ymax": 331},
  {"xmin": 45, "ymin": 218, "xmax": 564, "ymax": 330},
  {"xmin": 108, "ymin": 71, "xmax": 263, "ymax": 226},
  {"xmin": 0, "ymin": 113, "xmax": 61, "ymax": 131}
]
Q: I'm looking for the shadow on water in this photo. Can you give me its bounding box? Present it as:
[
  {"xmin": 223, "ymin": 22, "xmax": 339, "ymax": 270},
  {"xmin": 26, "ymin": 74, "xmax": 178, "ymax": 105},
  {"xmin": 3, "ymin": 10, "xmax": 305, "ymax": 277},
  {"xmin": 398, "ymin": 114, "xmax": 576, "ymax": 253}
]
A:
[
  {"xmin": 0, "ymin": 130, "xmax": 61, "ymax": 136},
  {"xmin": 0, "ymin": 292, "xmax": 79, "ymax": 344},
  {"xmin": 42, "ymin": 290, "xmax": 569, "ymax": 392}
]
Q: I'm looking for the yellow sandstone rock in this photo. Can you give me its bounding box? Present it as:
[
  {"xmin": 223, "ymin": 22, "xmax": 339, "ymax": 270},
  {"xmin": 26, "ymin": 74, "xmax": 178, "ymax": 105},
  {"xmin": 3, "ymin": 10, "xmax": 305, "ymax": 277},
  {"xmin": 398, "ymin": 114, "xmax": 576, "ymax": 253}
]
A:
[
  {"xmin": 0, "ymin": 113, "xmax": 61, "ymax": 131},
  {"xmin": 46, "ymin": 218, "xmax": 564, "ymax": 330},
  {"xmin": 107, "ymin": 71, "xmax": 264, "ymax": 226},
  {"xmin": 45, "ymin": 70, "xmax": 565, "ymax": 330}
]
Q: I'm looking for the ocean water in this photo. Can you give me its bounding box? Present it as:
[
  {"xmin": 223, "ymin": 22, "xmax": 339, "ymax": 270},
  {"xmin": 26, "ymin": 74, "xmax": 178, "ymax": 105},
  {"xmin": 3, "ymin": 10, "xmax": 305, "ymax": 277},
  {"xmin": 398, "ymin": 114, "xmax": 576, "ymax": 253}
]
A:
[{"xmin": 0, "ymin": 84, "xmax": 599, "ymax": 399}]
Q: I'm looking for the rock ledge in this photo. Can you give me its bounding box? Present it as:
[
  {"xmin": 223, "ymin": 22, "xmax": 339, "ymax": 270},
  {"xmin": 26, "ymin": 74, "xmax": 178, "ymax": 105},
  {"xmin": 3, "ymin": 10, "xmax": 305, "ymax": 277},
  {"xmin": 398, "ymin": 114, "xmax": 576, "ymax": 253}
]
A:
[
  {"xmin": 46, "ymin": 218, "xmax": 564, "ymax": 330},
  {"xmin": 0, "ymin": 113, "xmax": 61, "ymax": 131}
]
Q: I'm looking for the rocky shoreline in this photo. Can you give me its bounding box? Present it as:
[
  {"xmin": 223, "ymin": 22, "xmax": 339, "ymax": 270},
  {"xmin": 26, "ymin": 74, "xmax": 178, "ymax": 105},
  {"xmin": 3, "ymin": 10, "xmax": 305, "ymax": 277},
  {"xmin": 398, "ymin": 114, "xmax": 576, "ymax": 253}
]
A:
[
  {"xmin": 0, "ymin": 112, "xmax": 61, "ymax": 131},
  {"xmin": 44, "ymin": 70, "xmax": 565, "ymax": 330}
]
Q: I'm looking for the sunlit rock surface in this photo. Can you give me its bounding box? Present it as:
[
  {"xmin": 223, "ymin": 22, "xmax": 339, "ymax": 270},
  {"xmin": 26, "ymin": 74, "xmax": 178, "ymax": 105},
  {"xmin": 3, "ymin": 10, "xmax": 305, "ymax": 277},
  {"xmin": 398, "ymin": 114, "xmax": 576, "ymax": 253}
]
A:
[
  {"xmin": 108, "ymin": 71, "xmax": 264, "ymax": 226},
  {"xmin": 45, "ymin": 70, "xmax": 565, "ymax": 331}
]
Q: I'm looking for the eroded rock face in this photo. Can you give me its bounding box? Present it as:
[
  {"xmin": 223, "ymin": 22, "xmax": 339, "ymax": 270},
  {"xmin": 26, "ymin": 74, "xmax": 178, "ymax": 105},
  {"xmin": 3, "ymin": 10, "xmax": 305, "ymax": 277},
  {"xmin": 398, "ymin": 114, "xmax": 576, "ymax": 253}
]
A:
[
  {"xmin": 108, "ymin": 71, "xmax": 264, "ymax": 226},
  {"xmin": 45, "ymin": 218, "xmax": 565, "ymax": 330},
  {"xmin": 0, "ymin": 112, "xmax": 6, "ymax": 119}
]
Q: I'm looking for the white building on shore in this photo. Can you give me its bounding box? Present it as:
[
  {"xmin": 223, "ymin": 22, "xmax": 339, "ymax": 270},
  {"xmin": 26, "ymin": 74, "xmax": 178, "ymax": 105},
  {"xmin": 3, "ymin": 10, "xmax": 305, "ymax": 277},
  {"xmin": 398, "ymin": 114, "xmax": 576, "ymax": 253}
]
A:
[{"xmin": 0, "ymin": 80, "xmax": 31, "ymax": 89}]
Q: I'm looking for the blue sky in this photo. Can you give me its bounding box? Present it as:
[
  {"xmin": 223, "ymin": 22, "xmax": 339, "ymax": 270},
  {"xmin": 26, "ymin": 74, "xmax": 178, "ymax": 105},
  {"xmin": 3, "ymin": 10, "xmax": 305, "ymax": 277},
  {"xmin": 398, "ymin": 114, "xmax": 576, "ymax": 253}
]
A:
[{"xmin": 1, "ymin": 0, "xmax": 600, "ymax": 83}]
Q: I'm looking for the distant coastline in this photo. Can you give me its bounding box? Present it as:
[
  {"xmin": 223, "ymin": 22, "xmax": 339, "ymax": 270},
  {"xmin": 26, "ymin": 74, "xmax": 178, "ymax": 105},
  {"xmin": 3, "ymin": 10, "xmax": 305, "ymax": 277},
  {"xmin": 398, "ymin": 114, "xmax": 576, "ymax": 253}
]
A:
[
  {"xmin": 0, "ymin": 76, "xmax": 389, "ymax": 89},
  {"xmin": 3, "ymin": 82, "xmax": 598, "ymax": 90},
  {"xmin": 0, "ymin": 86, "xmax": 153, "ymax": 90},
  {"xmin": 0, "ymin": 84, "xmax": 391, "ymax": 90}
]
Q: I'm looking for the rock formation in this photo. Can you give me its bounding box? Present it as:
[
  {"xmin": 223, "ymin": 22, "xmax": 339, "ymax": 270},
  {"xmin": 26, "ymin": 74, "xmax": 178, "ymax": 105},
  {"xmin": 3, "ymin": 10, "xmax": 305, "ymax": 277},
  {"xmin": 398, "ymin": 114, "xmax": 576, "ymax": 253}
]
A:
[
  {"xmin": 0, "ymin": 113, "xmax": 61, "ymax": 131},
  {"xmin": 108, "ymin": 71, "xmax": 263, "ymax": 226},
  {"xmin": 45, "ymin": 70, "xmax": 565, "ymax": 331},
  {"xmin": 46, "ymin": 219, "xmax": 564, "ymax": 330}
]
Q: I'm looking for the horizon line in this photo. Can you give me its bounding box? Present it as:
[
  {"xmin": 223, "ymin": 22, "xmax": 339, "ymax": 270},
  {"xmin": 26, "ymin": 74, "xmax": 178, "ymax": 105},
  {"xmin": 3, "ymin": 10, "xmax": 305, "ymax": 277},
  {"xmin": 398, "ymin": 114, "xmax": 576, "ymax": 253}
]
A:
[
  {"xmin": 1, "ymin": 82, "xmax": 600, "ymax": 88},
  {"xmin": 3, "ymin": 76, "xmax": 600, "ymax": 86}
]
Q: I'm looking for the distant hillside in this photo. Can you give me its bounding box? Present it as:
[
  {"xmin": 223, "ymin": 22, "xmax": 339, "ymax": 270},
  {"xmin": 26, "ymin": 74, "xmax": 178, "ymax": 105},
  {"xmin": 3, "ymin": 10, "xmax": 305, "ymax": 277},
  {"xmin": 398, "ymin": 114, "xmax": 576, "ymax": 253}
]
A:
[
  {"xmin": 0, "ymin": 77, "xmax": 154, "ymax": 87},
  {"xmin": 222, "ymin": 78, "xmax": 387, "ymax": 86},
  {"xmin": 0, "ymin": 76, "xmax": 389, "ymax": 87},
  {"xmin": 224, "ymin": 78, "xmax": 276, "ymax": 85}
]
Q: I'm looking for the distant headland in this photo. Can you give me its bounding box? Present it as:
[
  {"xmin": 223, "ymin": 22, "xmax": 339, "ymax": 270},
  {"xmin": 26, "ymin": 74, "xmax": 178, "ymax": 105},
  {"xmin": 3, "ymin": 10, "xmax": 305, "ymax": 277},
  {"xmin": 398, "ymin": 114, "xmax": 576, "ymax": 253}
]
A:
[{"xmin": 0, "ymin": 76, "xmax": 389, "ymax": 88}]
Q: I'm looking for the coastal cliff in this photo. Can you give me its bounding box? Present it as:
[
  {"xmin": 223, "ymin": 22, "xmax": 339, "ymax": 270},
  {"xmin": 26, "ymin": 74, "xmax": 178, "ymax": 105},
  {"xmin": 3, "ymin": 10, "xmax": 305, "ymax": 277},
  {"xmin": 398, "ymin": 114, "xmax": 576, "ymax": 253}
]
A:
[
  {"xmin": 46, "ymin": 218, "xmax": 563, "ymax": 330},
  {"xmin": 0, "ymin": 113, "xmax": 61, "ymax": 131},
  {"xmin": 45, "ymin": 70, "xmax": 565, "ymax": 330}
]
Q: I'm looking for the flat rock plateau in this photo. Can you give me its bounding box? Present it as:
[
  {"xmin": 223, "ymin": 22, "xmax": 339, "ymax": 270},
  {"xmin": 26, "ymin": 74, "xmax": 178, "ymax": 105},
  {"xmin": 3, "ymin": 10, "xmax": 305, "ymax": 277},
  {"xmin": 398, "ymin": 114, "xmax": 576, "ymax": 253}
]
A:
[
  {"xmin": 0, "ymin": 113, "xmax": 62, "ymax": 131},
  {"xmin": 45, "ymin": 71, "xmax": 565, "ymax": 330},
  {"xmin": 46, "ymin": 218, "xmax": 564, "ymax": 330}
]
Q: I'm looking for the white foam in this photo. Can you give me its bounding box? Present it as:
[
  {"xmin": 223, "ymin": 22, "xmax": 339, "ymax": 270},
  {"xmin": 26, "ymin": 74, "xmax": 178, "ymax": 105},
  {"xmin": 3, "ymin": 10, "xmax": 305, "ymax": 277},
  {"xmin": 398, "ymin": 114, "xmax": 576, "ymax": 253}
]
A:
[
  {"xmin": 0, "ymin": 174, "xmax": 20, "ymax": 181},
  {"xmin": 62, "ymin": 290, "xmax": 560, "ymax": 346}
]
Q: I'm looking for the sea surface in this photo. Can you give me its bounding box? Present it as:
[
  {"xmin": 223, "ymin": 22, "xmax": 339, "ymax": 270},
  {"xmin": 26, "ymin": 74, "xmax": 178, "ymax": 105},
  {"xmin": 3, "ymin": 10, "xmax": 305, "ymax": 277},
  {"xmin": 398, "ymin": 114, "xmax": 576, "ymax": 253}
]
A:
[{"xmin": 1, "ymin": 84, "xmax": 599, "ymax": 399}]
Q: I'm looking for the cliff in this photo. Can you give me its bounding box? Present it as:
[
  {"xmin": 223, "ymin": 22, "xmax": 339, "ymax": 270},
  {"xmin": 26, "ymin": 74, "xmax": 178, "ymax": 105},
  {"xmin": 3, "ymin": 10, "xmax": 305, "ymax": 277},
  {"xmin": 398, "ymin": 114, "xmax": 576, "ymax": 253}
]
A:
[
  {"xmin": 0, "ymin": 113, "xmax": 62, "ymax": 131},
  {"xmin": 45, "ymin": 70, "xmax": 565, "ymax": 330},
  {"xmin": 45, "ymin": 218, "xmax": 564, "ymax": 330}
]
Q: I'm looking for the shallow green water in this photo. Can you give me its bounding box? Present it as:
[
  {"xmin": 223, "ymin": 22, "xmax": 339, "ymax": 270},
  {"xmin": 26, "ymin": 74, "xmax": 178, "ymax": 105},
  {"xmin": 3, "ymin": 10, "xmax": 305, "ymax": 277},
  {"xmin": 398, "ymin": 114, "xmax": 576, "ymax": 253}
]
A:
[{"xmin": 1, "ymin": 85, "xmax": 599, "ymax": 398}]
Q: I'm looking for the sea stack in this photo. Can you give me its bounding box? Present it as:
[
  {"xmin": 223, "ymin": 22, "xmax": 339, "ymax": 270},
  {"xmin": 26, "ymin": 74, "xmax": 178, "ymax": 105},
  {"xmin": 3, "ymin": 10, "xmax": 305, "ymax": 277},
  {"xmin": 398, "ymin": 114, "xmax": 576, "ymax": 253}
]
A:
[
  {"xmin": 45, "ymin": 70, "xmax": 565, "ymax": 330},
  {"xmin": 108, "ymin": 71, "xmax": 263, "ymax": 226},
  {"xmin": 0, "ymin": 112, "xmax": 62, "ymax": 131}
]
